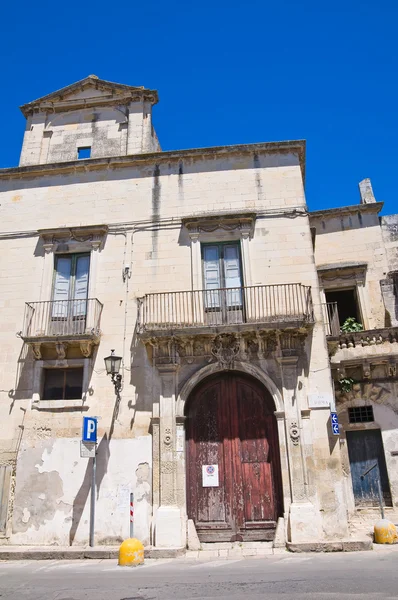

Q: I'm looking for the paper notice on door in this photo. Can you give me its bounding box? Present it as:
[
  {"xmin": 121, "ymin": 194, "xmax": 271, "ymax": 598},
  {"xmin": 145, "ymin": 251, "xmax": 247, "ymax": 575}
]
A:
[{"xmin": 202, "ymin": 465, "xmax": 219, "ymax": 487}]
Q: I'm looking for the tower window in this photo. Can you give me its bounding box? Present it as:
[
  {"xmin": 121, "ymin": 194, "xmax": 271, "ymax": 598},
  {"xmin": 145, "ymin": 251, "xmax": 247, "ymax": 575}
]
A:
[{"xmin": 77, "ymin": 147, "xmax": 91, "ymax": 160}]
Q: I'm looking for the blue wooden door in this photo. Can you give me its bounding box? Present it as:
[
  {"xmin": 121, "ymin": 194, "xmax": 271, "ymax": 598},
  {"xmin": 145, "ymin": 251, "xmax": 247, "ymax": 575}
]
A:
[{"xmin": 346, "ymin": 430, "xmax": 392, "ymax": 507}]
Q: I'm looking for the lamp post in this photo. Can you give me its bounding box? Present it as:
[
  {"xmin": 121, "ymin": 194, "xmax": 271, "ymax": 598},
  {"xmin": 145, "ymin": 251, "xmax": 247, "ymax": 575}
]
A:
[{"xmin": 104, "ymin": 349, "xmax": 122, "ymax": 398}]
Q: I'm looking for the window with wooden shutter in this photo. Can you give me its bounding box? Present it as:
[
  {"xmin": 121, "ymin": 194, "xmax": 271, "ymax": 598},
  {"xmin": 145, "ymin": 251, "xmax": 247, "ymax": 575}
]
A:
[
  {"xmin": 52, "ymin": 254, "xmax": 90, "ymax": 330},
  {"xmin": 202, "ymin": 242, "xmax": 243, "ymax": 311}
]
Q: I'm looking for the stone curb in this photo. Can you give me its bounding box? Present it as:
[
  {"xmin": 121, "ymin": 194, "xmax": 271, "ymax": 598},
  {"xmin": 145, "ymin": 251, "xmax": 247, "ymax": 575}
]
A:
[{"xmin": 0, "ymin": 547, "xmax": 186, "ymax": 561}]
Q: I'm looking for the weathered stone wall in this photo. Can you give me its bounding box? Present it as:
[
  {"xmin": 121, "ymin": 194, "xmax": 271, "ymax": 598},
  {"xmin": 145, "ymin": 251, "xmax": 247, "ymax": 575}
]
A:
[
  {"xmin": 0, "ymin": 145, "xmax": 344, "ymax": 545},
  {"xmin": 19, "ymin": 101, "xmax": 159, "ymax": 166},
  {"xmin": 310, "ymin": 208, "xmax": 389, "ymax": 329}
]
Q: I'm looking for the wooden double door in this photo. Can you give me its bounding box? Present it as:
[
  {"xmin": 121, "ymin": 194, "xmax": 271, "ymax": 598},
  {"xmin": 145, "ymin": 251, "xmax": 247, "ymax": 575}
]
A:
[{"xmin": 186, "ymin": 373, "xmax": 283, "ymax": 542}]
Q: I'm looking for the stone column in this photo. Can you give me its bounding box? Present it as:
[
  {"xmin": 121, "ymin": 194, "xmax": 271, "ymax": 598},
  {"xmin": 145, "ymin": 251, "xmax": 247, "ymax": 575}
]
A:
[
  {"xmin": 278, "ymin": 355, "xmax": 323, "ymax": 542},
  {"xmin": 189, "ymin": 229, "xmax": 202, "ymax": 290},
  {"xmin": 154, "ymin": 364, "xmax": 184, "ymax": 548},
  {"xmin": 87, "ymin": 239, "xmax": 101, "ymax": 300},
  {"xmin": 40, "ymin": 242, "xmax": 55, "ymax": 303},
  {"xmin": 240, "ymin": 229, "xmax": 252, "ymax": 286}
]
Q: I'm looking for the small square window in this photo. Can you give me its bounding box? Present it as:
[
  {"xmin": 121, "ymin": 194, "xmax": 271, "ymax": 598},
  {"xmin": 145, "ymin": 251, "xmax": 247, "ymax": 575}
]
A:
[
  {"xmin": 348, "ymin": 406, "xmax": 374, "ymax": 423},
  {"xmin": 77, "ymin": 147, "xmax": 91, "ymax": 159},
  {"xmin": 43, "ymin": 368, "xmax": 83, "ymax": 400}
]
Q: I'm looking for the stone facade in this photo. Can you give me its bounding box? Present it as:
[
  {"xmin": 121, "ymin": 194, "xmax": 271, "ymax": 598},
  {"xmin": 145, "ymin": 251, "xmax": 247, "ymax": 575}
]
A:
[
  {"xmin": 0, "ymin": 76, "xmax": 396, "ymax": 549},
  {"xmin": 310, "ymin": 186, "xmax": 398, "ymax": 532}
]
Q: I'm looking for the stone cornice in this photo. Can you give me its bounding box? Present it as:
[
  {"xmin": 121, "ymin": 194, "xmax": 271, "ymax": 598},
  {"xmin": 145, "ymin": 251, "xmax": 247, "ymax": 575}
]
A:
[
  {"xmin": 183, "ymin": 212, "xmax": 256, "ymax": 238},
  {"xmin": 309, "ymin": 202, "xmax": 384, "ymax": 220},
  {"xmin": 0, "ymin": 140, "xmax": 306, "ymax": 182},
  {"xmin": 317, "ymin": 261, "xmax": 367, "ymax": 273},
  {"xmin": 20, "ymin": 75, "xmax": 158, "ymax": 117},
  {"xmin": 38, "ymin": 224, "xmax": 108, "ymax": 241}
]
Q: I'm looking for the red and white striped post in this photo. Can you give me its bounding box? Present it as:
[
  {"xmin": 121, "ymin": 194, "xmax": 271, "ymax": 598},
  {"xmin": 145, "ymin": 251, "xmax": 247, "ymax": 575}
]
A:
[{"xmin": 129, "ymin": 492, "xmax": 134, "ymax": 538}]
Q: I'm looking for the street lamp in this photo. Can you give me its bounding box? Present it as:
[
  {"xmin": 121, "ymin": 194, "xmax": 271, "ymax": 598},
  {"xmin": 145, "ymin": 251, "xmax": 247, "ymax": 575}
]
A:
[{"xmin": 104, "ymin": 349, "xmax": 122, "ymax": 396}]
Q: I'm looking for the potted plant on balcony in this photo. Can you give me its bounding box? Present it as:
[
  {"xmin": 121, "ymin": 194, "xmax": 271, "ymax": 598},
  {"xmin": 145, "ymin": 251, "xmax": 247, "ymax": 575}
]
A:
[{"xmin": 340, "ymin": 317, "xmax": 363, "ymax": 333}]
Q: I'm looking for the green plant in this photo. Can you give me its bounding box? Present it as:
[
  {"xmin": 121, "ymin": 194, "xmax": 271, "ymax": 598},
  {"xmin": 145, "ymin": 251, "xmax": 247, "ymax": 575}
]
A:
[
  {"xmin": 338, "ymin": 377, "xmax": 355, "ymax": 393},
  {"xmin": 340, "ymin": 317, "xmax": 364, "ymax": 333}
]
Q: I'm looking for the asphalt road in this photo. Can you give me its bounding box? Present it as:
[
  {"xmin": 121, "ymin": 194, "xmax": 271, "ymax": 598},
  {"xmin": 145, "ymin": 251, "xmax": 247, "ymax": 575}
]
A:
[{"xmin": 0, "ymin": 549, "xmax": 397, "ymax": 600}]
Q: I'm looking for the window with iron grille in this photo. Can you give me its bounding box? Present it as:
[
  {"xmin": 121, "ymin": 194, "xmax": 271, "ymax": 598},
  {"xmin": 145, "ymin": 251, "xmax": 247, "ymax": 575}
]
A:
[{"xmin": 348, "ymin": 406, "xmax": 374, "ymax": 423}]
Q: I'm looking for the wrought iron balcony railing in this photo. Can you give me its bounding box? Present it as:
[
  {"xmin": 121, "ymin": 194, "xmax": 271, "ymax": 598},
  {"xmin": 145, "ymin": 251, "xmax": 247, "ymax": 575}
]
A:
[
  {"xmin": 21, "ymin": 298, "xmax": 103, "ymax": 340},
  {"xmin": 322, "ymin": 301, "xmax": 340, "ymax": 337},
  {"xmin": 138, "ymin": 284, "xmax": 314, "ymax": 333}
]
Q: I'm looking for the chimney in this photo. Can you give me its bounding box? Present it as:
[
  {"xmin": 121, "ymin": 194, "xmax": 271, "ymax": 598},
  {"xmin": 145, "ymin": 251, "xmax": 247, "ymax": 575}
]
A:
[{"xmin": 359, "ymin": 178, "xmax": 376, "ymax": 204}]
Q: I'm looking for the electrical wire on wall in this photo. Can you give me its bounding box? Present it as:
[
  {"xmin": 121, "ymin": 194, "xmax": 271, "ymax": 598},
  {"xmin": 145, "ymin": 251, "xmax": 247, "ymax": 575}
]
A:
[{"xmin": 0, "ymin": 206, "xmax": 309, "ymax": 242}]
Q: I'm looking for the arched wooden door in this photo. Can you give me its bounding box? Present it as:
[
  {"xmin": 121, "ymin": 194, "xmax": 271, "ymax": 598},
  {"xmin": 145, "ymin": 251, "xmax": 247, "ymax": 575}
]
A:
[{"xmin": 186, "ymin": 372, "xmax": 283, "ymax": 542}]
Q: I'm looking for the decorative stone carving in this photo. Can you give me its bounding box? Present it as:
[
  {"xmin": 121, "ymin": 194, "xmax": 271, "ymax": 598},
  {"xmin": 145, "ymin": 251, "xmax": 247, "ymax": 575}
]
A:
[
  {"xmin": 279, "ymin": 331, "xmax": 307, "ymax": 357},
  {"xmin": 176, "ymin": 336, "xmax": 194, "ymax": 363},
  {"xmin": 289, "ymin": 421, "xmax": 300, "ymax": 445},
  {"xmin": 43, "ymin": 242, "xmax": 55, "ymax": 254},
  {"xmin": 211, "ymin": 333, "xmax": 240, "ymax": 369},
  {"xmin": 183, "ymin": 213, "xmax": 256, "ymax": 238},
  {"xmin": 55, "ymin": 342, "xmax": 67, "ymax": 359},
  {"xmin": 160, "ymin": 461, "xmax": 176, "ymax": 474},
  {"xmin": 80, "ymin": 340, "xmax": 93, "ymax": 358},
  {"xmin": 39, "ymin": 225, "xmax": 108, "ymax": 248},
  {"xmin": 336, "ymin": 381, "xmax": 397, "ymax": 414},
  {"xmin": 143, "ymin": 327, "xmax": 310, "ymax": 367},
  {"xmin": 362, "ymin": 361, "xmax": 371, "ymax": 379},
  {"xmin": 147, "ymin": 337, "xmax": 180, "ymax": 367},
  {"xmin": 32, "ymin": 343, "xmax": 42, "ymax": 360},
  {"xmin": 151, "ymin": 420, "xmax": 160, "ymax": 509},
  {"xmin": 55, "ymin": 342, "xmax": 68, "ymax": 366},
  {"xmin": 163, "ymin": 427, "xmax": 172, "ymax": 447},
  {"xmin": 330, "ymin": 327, "xmax": 398, "ymax": 351}
]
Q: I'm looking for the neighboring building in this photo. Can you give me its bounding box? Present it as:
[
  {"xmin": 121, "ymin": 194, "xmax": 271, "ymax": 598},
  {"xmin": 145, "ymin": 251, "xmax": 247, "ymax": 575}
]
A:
[
  {"xmin": 311, "ymin": 188, "xmax": 398, "ymax": 529},
  {"xmin": 0, "ymin": 75, "xmax": 396, "ymax": 550}
]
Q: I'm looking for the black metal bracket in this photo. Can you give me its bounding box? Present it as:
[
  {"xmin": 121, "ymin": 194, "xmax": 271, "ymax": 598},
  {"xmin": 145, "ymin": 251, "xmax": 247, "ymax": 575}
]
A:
[{"xmin": 111, "ymin": 373, "xmax": 122, "ymax": 396}]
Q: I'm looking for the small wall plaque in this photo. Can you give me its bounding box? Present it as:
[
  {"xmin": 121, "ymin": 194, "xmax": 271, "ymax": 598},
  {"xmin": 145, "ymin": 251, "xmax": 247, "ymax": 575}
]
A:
[
  {"xmin": 202, "ymin": 465, "xmax": 219, "ymax": 487},
  {"xmin": 308, "ymin": 394, "xmax": 332, "ymax": 409}
]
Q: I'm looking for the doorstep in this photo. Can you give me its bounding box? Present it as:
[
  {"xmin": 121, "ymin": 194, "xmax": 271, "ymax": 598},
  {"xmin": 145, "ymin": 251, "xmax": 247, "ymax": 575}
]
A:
[
  {"xmin": 286, "ymin": 539, "xmax": 373, "ymax": 553},
  {"xmin": 0, "ymin": 545, "xmax": 186, "ymax": 561}
]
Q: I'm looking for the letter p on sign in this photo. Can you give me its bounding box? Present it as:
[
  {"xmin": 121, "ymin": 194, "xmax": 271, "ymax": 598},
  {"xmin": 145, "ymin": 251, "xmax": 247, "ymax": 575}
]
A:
[{"xmin": 83, "ymin": 417, "xmax": 97, "ymax": 443}]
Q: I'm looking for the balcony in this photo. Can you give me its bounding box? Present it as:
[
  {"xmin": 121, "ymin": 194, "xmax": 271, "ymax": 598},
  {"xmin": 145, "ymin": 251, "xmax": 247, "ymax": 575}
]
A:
[
  {"xmin": 138, "ymin": 284, "xmax": 314, "ymax": 336},
  {"xmin": 322, "ymin": 301, "xmax": 398, "ymax": 362},
  {"xmin": 21, "ymin": 298, "xmax": 103, "ymax": 359}
]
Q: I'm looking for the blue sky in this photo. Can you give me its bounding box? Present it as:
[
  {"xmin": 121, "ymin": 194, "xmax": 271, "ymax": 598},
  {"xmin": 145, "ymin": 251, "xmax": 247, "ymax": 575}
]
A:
[{"xmin": 0, "ymin": 0, "xmax": 396, "ymax": 213}]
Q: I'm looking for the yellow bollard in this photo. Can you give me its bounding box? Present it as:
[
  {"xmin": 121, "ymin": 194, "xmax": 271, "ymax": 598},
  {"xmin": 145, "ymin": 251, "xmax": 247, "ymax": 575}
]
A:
[
  {"xmin": 374, "ymin": 519, "xmax": 398, "ymax": 544},
  {"xmin": 118, "ymin": 538, "xmax": 145, "ymax": 566}
]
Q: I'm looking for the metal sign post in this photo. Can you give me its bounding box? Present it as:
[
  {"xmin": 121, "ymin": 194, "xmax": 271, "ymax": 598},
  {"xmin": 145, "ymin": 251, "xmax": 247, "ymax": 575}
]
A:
[
  {"xmin": 82, "ymin": 417, "xmax": 98, "ymax": 548},
  {"xmin": 90, "ymin": 448, "xmax": 97, "ymax": 547},
  {"xmin": 130, "ymin": 493, "xmax": 134, "ymax": 538}
]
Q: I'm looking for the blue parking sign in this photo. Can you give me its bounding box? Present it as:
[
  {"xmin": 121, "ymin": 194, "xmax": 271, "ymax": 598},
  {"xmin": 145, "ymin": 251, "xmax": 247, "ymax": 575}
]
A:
[
  {"xmin": 82, "ymin": 417, "xmax": 97, "ymax": 443},
  {"xmin": 330, "ymin": 412, "xmax": 339, "ymax": 436}
]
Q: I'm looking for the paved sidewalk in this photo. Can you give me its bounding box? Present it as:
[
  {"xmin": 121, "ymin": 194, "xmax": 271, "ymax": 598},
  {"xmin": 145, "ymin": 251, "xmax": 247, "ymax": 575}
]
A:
[{"xmin": 0, "ymin": 538, "xmax": 385, "ymax": 561}]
